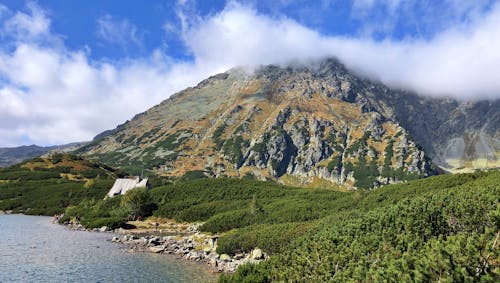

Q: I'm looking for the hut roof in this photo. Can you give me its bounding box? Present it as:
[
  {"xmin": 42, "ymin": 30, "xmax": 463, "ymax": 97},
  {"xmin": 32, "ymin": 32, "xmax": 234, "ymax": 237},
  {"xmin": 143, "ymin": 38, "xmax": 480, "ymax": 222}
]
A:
[{"xmin": 106, "ymin": 177, "xmax": 148, "ymax": 198}]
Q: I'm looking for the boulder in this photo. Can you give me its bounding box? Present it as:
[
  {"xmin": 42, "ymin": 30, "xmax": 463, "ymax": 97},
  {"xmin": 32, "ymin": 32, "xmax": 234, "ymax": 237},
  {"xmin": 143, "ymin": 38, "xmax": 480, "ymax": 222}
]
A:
[
  {"xmin": 250, "ymin": 248, "xmax": 263, "ymax": 260},
  {"xmin": 149, "ymin": 246, "xmax": 165, "ymax": 253},
  {"xmin": 203, "ymin": 246, "xmax": 212, "ymax": 254},
  {"xmin": 220, "ymin": 254, "xmax": 231, "ymax": 262},
  {"xmin": 99, "ymin": 226, "xmax": 109, "ymax": 232},
  {"xmin": 186, "ymin": 252, "xmax": 201, "ymax": 261}
]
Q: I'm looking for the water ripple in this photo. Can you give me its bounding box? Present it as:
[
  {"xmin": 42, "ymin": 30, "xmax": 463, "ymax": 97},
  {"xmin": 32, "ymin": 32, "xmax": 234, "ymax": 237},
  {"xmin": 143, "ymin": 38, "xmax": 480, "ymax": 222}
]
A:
[{"xmin": 0, "ymin": 215, "xmax": 217, "ymax": 283}]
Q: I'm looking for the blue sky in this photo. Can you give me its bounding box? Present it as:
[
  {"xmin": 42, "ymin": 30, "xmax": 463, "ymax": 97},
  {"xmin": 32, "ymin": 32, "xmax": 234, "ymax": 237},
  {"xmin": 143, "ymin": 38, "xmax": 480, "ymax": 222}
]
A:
[
  {"xmin": 0, "ymin": 0, "xmax": 499, "ymax": 146},
  {"xmin": 2, "ymin": 1, "xmax": 495, "ymax": 61}
]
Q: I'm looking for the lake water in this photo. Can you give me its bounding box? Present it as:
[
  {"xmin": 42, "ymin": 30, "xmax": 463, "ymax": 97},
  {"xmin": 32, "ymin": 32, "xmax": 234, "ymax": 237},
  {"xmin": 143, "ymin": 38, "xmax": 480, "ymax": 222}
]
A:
[{"xmin": 0, "ymin": 215, "xmax": 218, "ymax": 282}]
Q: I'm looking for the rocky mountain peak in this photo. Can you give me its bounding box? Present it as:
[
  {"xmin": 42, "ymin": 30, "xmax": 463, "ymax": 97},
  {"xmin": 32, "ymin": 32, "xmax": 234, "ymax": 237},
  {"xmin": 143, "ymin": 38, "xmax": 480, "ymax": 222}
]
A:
[{"xmin": 76, "ymin": 58, "xmax": 499, "ymax": 189}]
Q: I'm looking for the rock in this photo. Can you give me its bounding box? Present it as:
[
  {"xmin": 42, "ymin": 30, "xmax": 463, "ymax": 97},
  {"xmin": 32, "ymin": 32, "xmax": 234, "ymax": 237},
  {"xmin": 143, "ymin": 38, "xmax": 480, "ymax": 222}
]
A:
[
  {"xmin": 99, "ymin": 226, "xmax": 108, "ymax": 232},
  {"xmin": 209, "ymin": 258, "xmax": 218, "ymax": 267},
  {"xmin": 220, "ymin": 254, "xmax": 231, "ymax": 262},
  {"xmin": 111, "ymin": 237, "xmax": 120, "ymax": 242},
  {"xmin": 224, "ymin": 261, "xmax": 238, "ymax": 273},
  {"xmin": 250, "ymin": 248, "xmax": 263, "ymax": 260},
  {"xmin": 207, "ymin": 252, "xmax": 220, "ymax": 260},
  {"xmin": 186, "ymin": 252, "xmax": 201, "ymax": 261},
  {"xmin": 131, "ymin": 238, "xmax": 147, "ymax": 245},
  {"xmin": 203, "ymin": 246, "xmax": 212, "ymax": 254},
  {"xmin": 163, "ymin": 236, "xmax": 174, "ymax": 241},
  {"xmin": 148, "ymin": 237, "xmax": 162, "ymax": 246},
  {"xmin": 149, "ymin": 246, "xmax": 165, "ymax": 253},
  {"xmin": 233, "ymin": 253, "xmax": 245, "ymax": 260}
]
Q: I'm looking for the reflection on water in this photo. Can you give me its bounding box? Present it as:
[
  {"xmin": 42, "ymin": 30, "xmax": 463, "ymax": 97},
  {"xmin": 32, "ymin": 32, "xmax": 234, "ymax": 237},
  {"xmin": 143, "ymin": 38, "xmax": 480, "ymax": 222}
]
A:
[{"xmin": 0, "ymin": 215, "xmax": 217, "ymax": 282}]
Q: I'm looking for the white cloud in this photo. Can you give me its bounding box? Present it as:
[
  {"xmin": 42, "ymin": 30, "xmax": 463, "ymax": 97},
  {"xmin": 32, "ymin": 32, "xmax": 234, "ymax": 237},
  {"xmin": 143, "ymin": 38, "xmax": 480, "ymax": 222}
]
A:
[
  {"xmin": 182, "ymin": 2, "xmax": 500, "ymax": 98},
  {"xmin": 96, "ymin": 14, "xmax": 143, "ymax": 49},
  {"xmin": 0, "ymin": 4, "xmax": 214, "ymax": 146},
  {"xmin": 3, "ymin": 1, "xmax": 50, "ymax": 40},
  {"xmin": 0, "ymin": 43, "xmax": 211, "ymax": 146},
  {"xmin": 0, "ymin": 1, "xmax": 499, "ymax": 147}
]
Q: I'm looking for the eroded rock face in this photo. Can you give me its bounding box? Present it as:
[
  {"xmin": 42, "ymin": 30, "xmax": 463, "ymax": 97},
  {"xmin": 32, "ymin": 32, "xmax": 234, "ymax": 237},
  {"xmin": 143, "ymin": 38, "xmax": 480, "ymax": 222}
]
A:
[{"xmin": 78, "ymin": 58, "xmax": 498, "ymax": 188}]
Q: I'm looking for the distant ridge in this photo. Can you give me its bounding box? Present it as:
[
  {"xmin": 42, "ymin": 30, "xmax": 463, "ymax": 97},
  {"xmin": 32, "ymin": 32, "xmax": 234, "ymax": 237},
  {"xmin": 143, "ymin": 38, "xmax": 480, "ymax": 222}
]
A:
[{"xmin": 0, "ymin": 142, "xmax": 87, "ymax": 167}]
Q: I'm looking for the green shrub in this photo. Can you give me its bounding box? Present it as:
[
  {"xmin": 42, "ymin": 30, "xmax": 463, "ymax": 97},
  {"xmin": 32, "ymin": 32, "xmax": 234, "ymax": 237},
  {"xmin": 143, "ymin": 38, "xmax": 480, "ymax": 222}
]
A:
[
  {"xmin": 121, "ymin": 188, "xmax": 156, "ymax": 218},
  {"xmin": 216, "ymin": 222, "xmax": 313, "ymax": 255},
  {"xmin": 84, "ymin": 217, "xmax": 126, "ymax": 229},
  {"xmin": 222, "ymin": 171, "xmax": 500, "ymax": 282},
  {"xmin": 177, "ymin": 170, "xmax": 209, "ymax": 182}
]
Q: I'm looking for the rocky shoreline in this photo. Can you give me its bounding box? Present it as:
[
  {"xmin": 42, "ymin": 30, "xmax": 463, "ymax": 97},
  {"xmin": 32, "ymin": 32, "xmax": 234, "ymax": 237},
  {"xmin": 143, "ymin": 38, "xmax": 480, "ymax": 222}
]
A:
[
  {"xmin": 64, "ymin": 220, "xmax": 267, "ymax": 273},
  {"xmin": 111, "ymin": 233, "xmax": 267, "ymax": 273}
]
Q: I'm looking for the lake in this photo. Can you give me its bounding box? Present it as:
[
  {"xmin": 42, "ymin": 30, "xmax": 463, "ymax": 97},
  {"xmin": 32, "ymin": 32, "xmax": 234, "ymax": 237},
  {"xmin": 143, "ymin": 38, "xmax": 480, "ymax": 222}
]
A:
[{"xmin": 0, "ymin": 215, "xmax": 218, "ymax": 282}]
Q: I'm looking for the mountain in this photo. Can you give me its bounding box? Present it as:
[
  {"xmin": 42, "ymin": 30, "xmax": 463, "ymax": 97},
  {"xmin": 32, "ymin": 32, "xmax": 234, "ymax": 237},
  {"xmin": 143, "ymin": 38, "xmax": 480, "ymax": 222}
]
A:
[
  {"xmin": 76, "ymin": 58, "xmax": 499, "ymax": 189},
  {"xmin": 0, "ymin": 142, "xmax": 87, "ymax": 168},
  {"xmin": 0, "ymin": 153, "xmax": 117, "ymax": 215}
]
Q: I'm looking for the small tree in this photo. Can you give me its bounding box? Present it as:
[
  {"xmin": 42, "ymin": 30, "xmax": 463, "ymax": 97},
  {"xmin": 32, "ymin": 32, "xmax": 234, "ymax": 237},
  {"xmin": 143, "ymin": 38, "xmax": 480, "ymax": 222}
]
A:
[
  {"xmin": 120, "ymin": 188, "xmax": 156, "ymax": 218},
  {"xmin": 250, "ymin": 194, "xmax": 263, "ymax": 215}
]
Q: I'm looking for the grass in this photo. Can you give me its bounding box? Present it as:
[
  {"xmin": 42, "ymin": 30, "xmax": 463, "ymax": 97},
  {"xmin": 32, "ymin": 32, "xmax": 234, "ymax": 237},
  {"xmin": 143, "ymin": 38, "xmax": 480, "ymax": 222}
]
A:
[
  {"xmin": 2, "ymin": 157, "xmax": 497, "ymax": 282},
  {"xmin": 0, "ymin": 154, "xmax": 117, "ymax": 215}
]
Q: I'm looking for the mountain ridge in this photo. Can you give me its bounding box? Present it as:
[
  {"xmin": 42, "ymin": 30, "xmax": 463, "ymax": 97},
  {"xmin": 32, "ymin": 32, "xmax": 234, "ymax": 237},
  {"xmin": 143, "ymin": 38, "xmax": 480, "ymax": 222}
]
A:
[
  {"xmin": 77, "ymin": 58, "xmax": 499, "ymax": 188},
  {"xmin": 0, "ymin": 142, "xmax": 87, "ymax": 168}
]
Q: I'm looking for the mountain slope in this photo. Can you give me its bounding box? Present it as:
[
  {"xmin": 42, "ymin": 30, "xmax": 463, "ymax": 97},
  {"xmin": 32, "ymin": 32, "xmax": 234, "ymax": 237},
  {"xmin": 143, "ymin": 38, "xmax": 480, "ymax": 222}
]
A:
[
  {"xmin": 0, "ymin": 142, "xmax": 87, "ymax": 168},
  {"xmin": 77, "ymin": 58, "xmax": 499, "ymax": 188},
  {"xmin": 0, "ymin": 153, "xmax": 118, "ymax": 215}
]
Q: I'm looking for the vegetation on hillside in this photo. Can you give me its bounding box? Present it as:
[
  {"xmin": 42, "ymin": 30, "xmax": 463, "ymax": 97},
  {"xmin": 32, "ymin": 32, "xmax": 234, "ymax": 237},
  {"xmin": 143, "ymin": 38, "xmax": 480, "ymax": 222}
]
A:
[
  {"xmin": 2, "ymin": 155, "xmax": 497, "ymax": 281},
  {"xmin": 58, "ymin": 170, "xmax": 499, "ymax": 282},
  {"xmin": 0, "ymin": 154, "xmax": 118, "ymax": 215},
  {"xmin": 221, "ymin": 171, "xmax": 500, "ymax": 282}
]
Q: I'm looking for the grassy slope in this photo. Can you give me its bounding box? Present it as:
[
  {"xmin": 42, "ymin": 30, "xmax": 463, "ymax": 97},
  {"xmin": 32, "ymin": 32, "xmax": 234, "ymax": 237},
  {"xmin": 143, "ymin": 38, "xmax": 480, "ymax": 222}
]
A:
[
  {"xmin": 62, "ymin": 170, "xmax": 499, "ymax": 282},
  {"xmin": 0, "ymin": 154, "xmax": 117, "ymax": 215},
  {"xmin": 221, "ymin": 171, "xmax": 500, "ymax": 282},
  {"xmin": 6, "ymin": 160, "xmax": 497, "ymax": 281}
]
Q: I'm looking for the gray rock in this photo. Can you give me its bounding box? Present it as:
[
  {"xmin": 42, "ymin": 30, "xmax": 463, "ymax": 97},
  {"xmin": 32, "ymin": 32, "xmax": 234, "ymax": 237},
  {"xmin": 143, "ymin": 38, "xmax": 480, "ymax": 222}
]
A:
[
  {"xmin": 233, "ymin": 253, "xmax": 245, "ymax": 260},
  {"xmin": 149, "ymin": 246, "xmax": 165, "ymax": 253}
]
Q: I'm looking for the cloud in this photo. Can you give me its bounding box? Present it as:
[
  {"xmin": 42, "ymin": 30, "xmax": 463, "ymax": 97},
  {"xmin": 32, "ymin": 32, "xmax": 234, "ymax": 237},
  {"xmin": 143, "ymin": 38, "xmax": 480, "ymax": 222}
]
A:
[
  {"xmin": 0, "ymin": 1, "xmax": 499, "ymax": 147},
  {"xmin": 0, "ymin": 4, "xmax": 214, "ymax": 146},
  {"xmin": 96, "ymin": 14, "xmax": 143, "ymax": 50},
  {"xmin": 181, "ymin": 2, "xmax": 500, "ymax": 98},
  {"xmin": 3, "ymin": 2, "xmax": 50, "ymax": 39},
  {"xmin": 0, "ymin": 44, "xmax": 212, "ymax": 146}
]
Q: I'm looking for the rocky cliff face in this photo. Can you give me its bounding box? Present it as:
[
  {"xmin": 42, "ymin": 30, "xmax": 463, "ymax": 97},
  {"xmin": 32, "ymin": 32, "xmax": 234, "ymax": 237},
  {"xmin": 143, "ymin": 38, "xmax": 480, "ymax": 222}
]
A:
[{"xmin": 77, "ymin": 59, "xmax": 499, "ymax": 188}]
